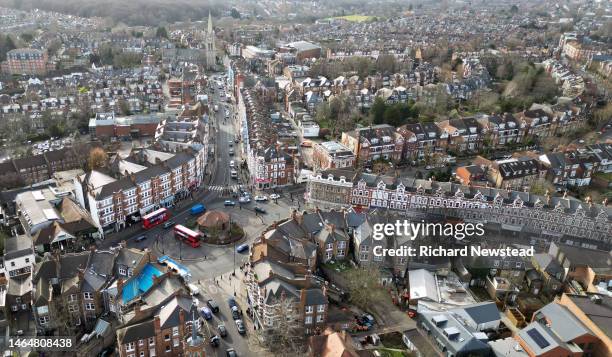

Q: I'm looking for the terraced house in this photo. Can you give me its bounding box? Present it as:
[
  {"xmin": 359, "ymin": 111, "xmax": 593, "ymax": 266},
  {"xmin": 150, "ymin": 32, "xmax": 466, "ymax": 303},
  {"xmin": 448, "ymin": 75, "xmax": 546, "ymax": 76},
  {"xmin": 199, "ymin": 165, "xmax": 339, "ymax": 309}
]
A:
[{"xmin": 75, "ymin": 147, "xmax": 206, "ymax": 235}]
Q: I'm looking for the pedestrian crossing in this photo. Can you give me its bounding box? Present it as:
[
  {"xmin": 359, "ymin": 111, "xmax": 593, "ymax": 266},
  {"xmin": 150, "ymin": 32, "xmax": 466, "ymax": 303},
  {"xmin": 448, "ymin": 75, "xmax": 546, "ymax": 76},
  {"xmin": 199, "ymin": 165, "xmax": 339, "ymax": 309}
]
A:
[{"xmin": 206, "ymin": 185, "xmax": 240, "ymax": 192}]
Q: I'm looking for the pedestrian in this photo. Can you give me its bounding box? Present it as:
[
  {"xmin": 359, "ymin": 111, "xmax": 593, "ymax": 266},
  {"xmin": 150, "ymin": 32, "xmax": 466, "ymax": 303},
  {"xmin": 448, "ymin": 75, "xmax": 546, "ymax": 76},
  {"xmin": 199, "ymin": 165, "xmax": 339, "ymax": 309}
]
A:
[{"xmin": 204, "ymin": 255, "xmax": 207, "ymax": 260}]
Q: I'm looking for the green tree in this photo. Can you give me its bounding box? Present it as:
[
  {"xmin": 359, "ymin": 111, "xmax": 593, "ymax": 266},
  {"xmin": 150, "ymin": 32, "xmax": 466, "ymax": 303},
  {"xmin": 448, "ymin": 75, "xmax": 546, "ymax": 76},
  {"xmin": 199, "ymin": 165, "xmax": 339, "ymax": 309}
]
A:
[
  {"xmin": 155, "ymin": 26, "xmax": 168, "ymax": 39},
  {"xmin": 383, "ymin": 104, "xmax": 402, "ymax": 127},
  {"xmin": 230, "ymin": 8, "xmax": 241, "ymax": 19},
  {"xmin": 370, "ymin": 97, "xmax": 387, "ymax": 125},
  {"xmin": 20, "ymin": 32, "xmax": 34, "ymax": 43}
]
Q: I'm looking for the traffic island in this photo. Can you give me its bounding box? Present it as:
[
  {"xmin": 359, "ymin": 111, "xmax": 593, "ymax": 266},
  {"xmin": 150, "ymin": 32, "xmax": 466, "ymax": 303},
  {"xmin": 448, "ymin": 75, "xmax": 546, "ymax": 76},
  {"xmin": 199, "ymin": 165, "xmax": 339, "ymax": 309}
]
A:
[{"xmin": 196, "ymin": 210, "xmax": 244, "ymax": 245}]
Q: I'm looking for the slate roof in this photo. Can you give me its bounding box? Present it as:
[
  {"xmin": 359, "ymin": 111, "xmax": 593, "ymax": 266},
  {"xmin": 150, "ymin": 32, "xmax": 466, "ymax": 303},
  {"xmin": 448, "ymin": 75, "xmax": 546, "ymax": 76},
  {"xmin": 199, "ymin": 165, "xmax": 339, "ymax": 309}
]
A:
[
  {"xmin": 117, "ymin": 320, "xmax": 155, "ymax": 344},
  {"xmin": 534, "ymin": 303, "xmax": 594, "ymax": 342}
]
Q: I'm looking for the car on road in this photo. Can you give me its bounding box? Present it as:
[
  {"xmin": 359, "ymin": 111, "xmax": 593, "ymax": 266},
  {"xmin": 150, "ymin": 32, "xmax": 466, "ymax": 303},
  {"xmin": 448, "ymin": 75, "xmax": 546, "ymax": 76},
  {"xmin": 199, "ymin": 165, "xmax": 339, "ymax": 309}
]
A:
[
  {"xmin": 230, "ymin": 170, "xmax": 238, "ymax": 179},
  {"xmin": 238, "ymin": 196, "xmax": 251, "ymax": 204},
  {"xmin": 228, "ymin": 141, "xmax": 233, "ymax": 147},
  {"xmin": 135, "ymin": 235, "xmax": 147, "ymax": 242},
  {"xmin": 228, "ymin": 297, "xmax": 237, "ymax": 308},
  {"xmin": 217, "ymin": 324, "xmax": 227, "ymax": 337},
  {"xmin": 187, "ymin": 283, "xmax": 200, "ymax": 296},
  {"xmin": 236, "ymin": 244, "xmax": 249, "ymax": 253},
  {"xmin": 254, "ymin": 195, "xmax": 268, "ymax": 202},
  {"xmin": 224, "ymin": 200, "xmax": 236, "ymax": 206},
  {"xmin": 234, "ymin": 138, "xmax": 239, "ymax": 143},
  {"xmin": 269, "ymin": 193, "xmax": 280, "ymax": 200},
  {"xmin": 231, "ymin": 306, "xmax": 240, "ymax": 320},
  {"xmin": 207, "ymin": 299, "xmax": 220, "ymax": 313},
  {"xmin": 210, "ymin": 335, "xmax": 220, "ymax": 347},
  {"xmin": 163, "ymin": 221, "xmax": 175, "ymax": 229},
  {"xmin": 201, "ymin": 306, "xmax": 213, "ymax": 320},
  {"xmin": 226, "ymin": 348, "xmax": 237, "ymax": 357},
  {"xmin": 229, "ymin": 160, "xmax": 235, "ymax": 168},
  {"xmin": 229, "ymin": 149, "xmax": 235, "ymax": 156},
  {"xmin": 254, "ymin": 206, "xmax": 267, "ymax": 214},
  {"xmin": 235, "ymin": 319, "xmax": 246, "ymax": 334}
]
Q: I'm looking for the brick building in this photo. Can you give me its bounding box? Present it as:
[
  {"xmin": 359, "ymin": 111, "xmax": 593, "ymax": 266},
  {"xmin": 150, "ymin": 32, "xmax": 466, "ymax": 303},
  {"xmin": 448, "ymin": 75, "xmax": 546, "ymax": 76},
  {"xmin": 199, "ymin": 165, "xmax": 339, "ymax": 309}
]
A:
[
  {"xmin": 312, "ymin": 141, "xmax": 355, "ymax": 171},
  {"xmin": 1, "ymin": 48, "xmax": 49, "ymax": 75}
]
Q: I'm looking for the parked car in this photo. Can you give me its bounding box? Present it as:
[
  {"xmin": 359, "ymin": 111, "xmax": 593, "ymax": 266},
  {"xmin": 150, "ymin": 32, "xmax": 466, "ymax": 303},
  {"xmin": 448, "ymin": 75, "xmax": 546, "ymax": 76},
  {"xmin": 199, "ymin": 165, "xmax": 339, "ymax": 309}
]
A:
[
  {"xmin": 217, "ymin": 324, "xmax": 227, "ymax": 337},
  {"xmin": 201, "ymin": 306, "xmax": 213, "ymax": 320},
  {"xmin": 236, "ymin": 244, "xmax": 249, "ymax": 253},
  {"xmin": 210, "ymin": 335, "xmax": 220, "ymax": 347},
  {"xmin": 228, "ymin": 297, "xmax": 237, "ymax": 308},
  {"xmin": 224, "ymin": 200, "xmax": 236, "ymax": 206},
  {"xmin": 231, "ymin": 306, "xmax": 241, "ymax": 320},
  {"xmin": 235, "ymin": 319, "xmax": 246, "ymax": 334},
  {"xmin": 226, "ymin": 348, "xmax": 237, "ymax": 357},
  {"xmin": 207, "ymin": 299, "xmax": 220, "ymax": 313},
  {"xmin": 163, "ymin": 221, "xmax": 175, "ymax": 229},
  {"xmin": 229, "ymin": 160, "xmax": 235, "ymax": 168},
  {"xmin": 269, "ymin": 193, "xmax": 280, "ymax": 200},
  {"xmin": 254, "ymin": 195, "xmax": 268, "ymax": 202},
  {"xmin": 254, "ymin": 206, "xmax": 267, "ymax": 214}
]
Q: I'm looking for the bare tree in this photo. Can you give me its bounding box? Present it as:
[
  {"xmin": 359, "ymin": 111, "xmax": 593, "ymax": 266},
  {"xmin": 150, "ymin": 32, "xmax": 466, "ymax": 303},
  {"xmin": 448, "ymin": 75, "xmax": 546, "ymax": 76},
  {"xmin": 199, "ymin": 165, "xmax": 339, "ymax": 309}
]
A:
[
  {"xmin": 255, "ymin": 295, "xmax": 307, "ymax": 357},
  {"xmin": 344, "ymin": 267, "xmax": 383, "ymax": 310}
]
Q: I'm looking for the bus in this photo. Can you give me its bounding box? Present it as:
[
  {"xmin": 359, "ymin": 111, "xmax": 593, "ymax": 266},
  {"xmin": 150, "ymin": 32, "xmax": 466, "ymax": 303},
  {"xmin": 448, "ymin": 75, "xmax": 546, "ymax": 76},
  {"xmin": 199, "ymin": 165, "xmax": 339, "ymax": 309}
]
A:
[
  {"xmin": 142, "ymin": 208, "xmax": 170, "ymax": 229},
  {"xmin": 174, "ymin": 224, "xmax": 202, "ymax": 248}
]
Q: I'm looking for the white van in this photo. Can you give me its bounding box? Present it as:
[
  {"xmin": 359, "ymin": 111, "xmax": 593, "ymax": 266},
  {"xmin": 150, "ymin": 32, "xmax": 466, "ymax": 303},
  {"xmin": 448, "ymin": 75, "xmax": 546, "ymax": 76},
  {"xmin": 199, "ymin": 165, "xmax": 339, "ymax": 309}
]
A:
[
  {"xmin": 230, "ymin": 170, "xmax": 238, "ymax": 179},
  {"xmin": 229, "ymin": 160, "xmax": 235, "ymax": 168},
  {"xmin": 187, "ymin": 283, "xmax": 200, "ymax": 296}
]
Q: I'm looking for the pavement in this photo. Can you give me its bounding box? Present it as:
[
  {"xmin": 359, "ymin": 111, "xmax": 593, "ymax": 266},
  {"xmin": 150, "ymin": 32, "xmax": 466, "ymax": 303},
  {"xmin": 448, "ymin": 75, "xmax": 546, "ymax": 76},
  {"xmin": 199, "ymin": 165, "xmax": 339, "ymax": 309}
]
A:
[{"xmin": 99, "ymin": 73, "xmax": 296, "ymax": 356}]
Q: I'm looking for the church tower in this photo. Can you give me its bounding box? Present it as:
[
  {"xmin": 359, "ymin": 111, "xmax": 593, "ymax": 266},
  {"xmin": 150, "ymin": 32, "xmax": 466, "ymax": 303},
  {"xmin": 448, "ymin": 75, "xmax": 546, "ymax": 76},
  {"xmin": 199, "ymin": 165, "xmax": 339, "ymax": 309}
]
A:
[{"xmin": 205, "ymin": 11, "xmax": 216, "ymax": 70}]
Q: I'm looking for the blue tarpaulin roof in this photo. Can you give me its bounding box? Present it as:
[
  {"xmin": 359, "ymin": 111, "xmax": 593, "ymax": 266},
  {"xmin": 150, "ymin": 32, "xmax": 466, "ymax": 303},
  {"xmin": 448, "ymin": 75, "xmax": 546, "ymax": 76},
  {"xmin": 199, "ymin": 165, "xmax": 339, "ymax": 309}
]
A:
[
  {"xmin": 158, "ymin": 255, "xmax": 191, "ymax": 279},
  {"xmin": 121, "ymin": 263, "xmax": 163, "ymax": 303}
]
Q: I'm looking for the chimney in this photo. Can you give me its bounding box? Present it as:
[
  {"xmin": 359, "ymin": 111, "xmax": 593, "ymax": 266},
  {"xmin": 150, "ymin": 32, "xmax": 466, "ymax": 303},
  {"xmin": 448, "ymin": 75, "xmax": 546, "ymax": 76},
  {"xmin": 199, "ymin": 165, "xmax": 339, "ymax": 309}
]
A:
[{"xmin": 153, "ymin": 315, "xmax": 161, "ymax": 334}]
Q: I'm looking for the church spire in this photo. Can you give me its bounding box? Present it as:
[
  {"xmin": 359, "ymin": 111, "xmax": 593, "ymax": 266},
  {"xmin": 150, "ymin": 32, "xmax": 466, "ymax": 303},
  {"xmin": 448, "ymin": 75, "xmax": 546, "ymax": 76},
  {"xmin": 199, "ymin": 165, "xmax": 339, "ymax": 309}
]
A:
[{"xmin": 207, "ymin": 11, "xmax": 213, "ymax": 34}]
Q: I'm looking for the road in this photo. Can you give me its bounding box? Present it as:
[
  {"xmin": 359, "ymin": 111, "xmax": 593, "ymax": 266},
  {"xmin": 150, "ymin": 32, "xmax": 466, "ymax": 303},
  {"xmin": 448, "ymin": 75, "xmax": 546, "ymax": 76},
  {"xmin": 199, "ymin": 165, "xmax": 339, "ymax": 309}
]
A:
[{"xmin": 104, "ymin": 73, "xmax": 298, "ymax": 356}]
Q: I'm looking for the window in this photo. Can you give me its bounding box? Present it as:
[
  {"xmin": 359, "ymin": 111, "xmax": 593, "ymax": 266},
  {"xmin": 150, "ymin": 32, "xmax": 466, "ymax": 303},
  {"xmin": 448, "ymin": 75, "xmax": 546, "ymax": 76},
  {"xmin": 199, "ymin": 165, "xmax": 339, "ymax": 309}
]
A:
[
  {"xmin": 172, "ymin": 326, "xmax": 179, "ymax": 336},
  {"xmin": 165, "ymin": 346, "xmax": 171, "ymax": 352},
  {"xmin": 164, "ymin": 334, "xmax": 170, "ymax": 341},
  {"xmin": 139, "ymin": 339, "xmax": 144, "ymax": 346},
  {"xmin": 317, "ymin": 305, "xmax": 325, "ymax": 313},
  {"xmin": 25, "ymin": 258, "xmax": 30, "ymax": 263},
  {"xmin": 305, "ymin": 316, "xmax": 313, "ymax": 324},
  {"xmin": 316, "ymin": 314, "xmax": 324, "ymax": 322},
  {"xmin": 126, "ymin": 342, "xmax": 135, "ymax": 352},
  {"xmin": 139, "ymin": 352, "xmax": 144, "ymax": 357},
  {"xmin": 69, "ymin": 294, "xmax": 77, "ymax": 302},
  {"xmin": 68, "ymin": 304, "xmax": 78, "ymax": 313},
  {"xmin": 305, "ymin": 306, "xmax": 313, "ymax": 314},
  {"xmin": 83, "ymin": 292, "xmax": 93, "ymax": 300},
  {"xmin": 119, "ymin": 266, "xmax": 127, "ymax": 275},
  {"xmin": 173, "ymin": 338, "xmax": 179, "ymax": 347},
  {"xmin": 149, "ymin": 337, "xmax": 155, "ymax": 346},
  {"xmin": 326, "ymin": 243, "xmax": 333, "ymax": 250},
  {"xmin": 85, "ymin": 303, "xmax": 95, "ymax": 310},
  {"xmin": 39, "ymin": 316, "xmax": 49, "ymax": 324},
  {"xmin": 149, "ymin": 349, "xmax": 156, "ymax": 357}
]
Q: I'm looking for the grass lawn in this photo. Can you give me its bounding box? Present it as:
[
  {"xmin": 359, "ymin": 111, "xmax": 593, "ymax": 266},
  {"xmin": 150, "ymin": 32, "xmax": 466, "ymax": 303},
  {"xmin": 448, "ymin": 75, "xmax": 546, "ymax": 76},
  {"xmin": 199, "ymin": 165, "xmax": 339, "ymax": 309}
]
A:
[
  {"xmin": 380, "ymin": 332, "xmax": 406, "ymax": 349},
  {"xmin": 323, "ymin": 260, "xmax": 352, "ymax": 272},
  {"xmin": 333, "ymin": 14, "xmax": 376, "ymax": 22}
]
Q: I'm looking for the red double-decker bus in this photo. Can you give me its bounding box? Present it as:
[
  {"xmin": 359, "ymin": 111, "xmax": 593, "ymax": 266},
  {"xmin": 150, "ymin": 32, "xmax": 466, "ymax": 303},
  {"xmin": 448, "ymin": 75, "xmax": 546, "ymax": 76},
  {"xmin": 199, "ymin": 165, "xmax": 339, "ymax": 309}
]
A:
[
  {"xmin": 174, "ymin": 224, "xmax": 201, "ymax": 248},
  {"xmin": 142, "ymin": 208, "xmax": 170, "ymax": 229}
]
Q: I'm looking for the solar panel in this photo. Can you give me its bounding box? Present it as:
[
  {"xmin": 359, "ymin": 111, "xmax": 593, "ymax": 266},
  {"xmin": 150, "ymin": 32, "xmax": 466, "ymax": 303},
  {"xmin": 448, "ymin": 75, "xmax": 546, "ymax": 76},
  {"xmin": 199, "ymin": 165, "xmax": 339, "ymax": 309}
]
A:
[{"xmin": 527, "ymin": 329, "xmax": 550, "ymax": 349}]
